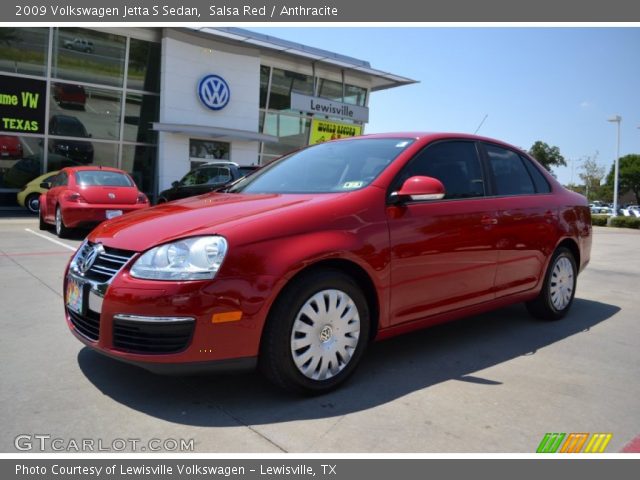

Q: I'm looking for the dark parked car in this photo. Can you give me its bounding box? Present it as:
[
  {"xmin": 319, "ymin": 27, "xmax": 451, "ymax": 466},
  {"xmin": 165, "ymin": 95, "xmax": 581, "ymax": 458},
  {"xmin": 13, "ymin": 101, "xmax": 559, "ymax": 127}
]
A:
[
  {"xmin": 64, "ymin": 133, "xmax": 591, "ymax": 394},
  {"xmin": 48, "ymin": 115, "xmax": 94, "ymax": 163},
  {"xmin": 157, "ymin": 162, "xmax": 259, "ymax": 203}
]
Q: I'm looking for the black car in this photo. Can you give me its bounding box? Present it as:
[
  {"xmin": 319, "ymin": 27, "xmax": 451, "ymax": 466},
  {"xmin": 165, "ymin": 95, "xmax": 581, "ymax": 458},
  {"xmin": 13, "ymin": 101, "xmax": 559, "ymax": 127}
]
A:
[
  {"xmin": 48, "ymin": 115, "xmax": 94, "ymax": 163},
  {"xmin": 158, "ymin": 162, "xmax": 259, "ymax": 203}
]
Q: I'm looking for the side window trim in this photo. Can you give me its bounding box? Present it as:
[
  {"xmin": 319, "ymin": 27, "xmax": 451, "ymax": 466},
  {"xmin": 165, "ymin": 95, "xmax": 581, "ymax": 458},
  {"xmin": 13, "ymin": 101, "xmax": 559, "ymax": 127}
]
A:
[
  {"xmin": 386, "ymin": 139, "xmax": 487, "ymax": 203},
  {"xmin": 520, "ymin": 153, "xmax": 552, "ymax": 194}
]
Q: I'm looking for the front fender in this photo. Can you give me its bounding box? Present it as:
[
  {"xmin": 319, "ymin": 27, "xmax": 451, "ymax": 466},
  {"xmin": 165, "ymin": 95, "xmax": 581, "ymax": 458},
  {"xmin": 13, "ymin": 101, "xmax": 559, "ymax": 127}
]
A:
[{"xmin": 219, "ymin": 225, "xmax": 391, "ymax": 335}]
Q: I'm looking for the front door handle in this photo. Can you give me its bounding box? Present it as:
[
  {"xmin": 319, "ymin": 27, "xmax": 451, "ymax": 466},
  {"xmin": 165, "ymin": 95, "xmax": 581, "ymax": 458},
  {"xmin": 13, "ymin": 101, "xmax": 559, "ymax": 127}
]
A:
[{"xmin": 481, "ymin": 216, "xmax": 498, "ymax": 226}]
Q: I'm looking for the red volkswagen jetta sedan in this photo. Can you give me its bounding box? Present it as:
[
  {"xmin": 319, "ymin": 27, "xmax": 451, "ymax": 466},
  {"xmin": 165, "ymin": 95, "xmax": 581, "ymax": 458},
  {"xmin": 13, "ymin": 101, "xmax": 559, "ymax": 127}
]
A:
[
  {"xmin": 40, "ymin": 166, "xmax": 149, "ymax": 238},
  {"xmin": 64, "ymin": 133, "xmax": 591, "ymax": 394}
]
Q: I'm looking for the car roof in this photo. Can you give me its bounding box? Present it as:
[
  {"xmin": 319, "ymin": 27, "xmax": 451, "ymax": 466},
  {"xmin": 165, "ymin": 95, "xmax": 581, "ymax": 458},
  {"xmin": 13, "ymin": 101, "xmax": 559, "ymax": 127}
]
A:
[
  {"xmin": 63, "ymin": 166, "xmax": 128, "ymax": 174},
  {"xmin": 51, "ymin": 114, "xmax": 82, "ymax": 123},
  {"xmin": 199, "ymin": 161, "xmax": 239, "ymax": 167},
  {"xmin": 349, "ymin": 132, "xmax": 526, "ymax": 152}
]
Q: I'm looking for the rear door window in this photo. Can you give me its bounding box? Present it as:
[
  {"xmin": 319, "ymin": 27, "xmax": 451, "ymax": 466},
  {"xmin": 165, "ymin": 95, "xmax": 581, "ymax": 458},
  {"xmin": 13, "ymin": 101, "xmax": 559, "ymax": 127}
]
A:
[{"xmin": 484, "ymin": 144, "xmax": 535, "ymax": 196}]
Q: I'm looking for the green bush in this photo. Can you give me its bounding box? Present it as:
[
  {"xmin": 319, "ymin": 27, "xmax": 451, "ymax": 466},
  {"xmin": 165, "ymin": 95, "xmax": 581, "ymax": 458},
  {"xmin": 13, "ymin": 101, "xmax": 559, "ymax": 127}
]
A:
[
  {"xmin": 610, "ymin": 216, "xmax": 640, "ymax": 229},
  {"xmin": 591, "ymin": 215, "xmax": 608, "ymax": 226}
]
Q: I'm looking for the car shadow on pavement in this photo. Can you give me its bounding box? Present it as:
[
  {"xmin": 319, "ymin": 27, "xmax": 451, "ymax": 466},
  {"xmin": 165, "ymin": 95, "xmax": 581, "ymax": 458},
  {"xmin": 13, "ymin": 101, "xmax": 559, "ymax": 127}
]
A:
[{"xmin": 77, "ymin": 298, "xmax": 619, "ymax": 427}]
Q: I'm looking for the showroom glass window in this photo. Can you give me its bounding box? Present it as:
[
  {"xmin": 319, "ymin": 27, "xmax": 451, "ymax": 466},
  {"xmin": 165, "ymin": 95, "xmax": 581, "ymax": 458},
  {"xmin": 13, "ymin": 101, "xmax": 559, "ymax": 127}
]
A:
[
  {"xmin": 318, "ymin": 78, "xmax": 343, "ymax": 102},
  {"xmin": 268, "ymin": 68, "xmax": 314, "ymax": 111},
  {"xmin": 0, "ymin": 27, "xmax": 161, "ymax": 206},
  {"xmin": 394, "ymin": 141, "xmax": 486, "ymax": 199},
  {"xmin": 344, "ymin": 84, "xmax": 367, "ymax": 106},
  {"xmin": 0, "ymin": 28, "xmax": 48, "ymax": 77},
  {"xmin": 52, "ymin": 28, "xmax": 126, "ymax": 87},
  {"xmin": 484, "ymin": 144, "xmax": 536, "ymax": 196},
  {"xmin": 259, "ymin": 65, "xmax": 369, "ymax": 165}
]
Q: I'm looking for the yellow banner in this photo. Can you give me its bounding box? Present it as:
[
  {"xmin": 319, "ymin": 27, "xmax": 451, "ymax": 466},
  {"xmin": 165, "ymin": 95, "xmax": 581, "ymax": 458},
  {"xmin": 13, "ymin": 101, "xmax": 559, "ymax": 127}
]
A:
[{"xmin": 308, "ymin": 119, "xmax": 363, "ymax": 145}]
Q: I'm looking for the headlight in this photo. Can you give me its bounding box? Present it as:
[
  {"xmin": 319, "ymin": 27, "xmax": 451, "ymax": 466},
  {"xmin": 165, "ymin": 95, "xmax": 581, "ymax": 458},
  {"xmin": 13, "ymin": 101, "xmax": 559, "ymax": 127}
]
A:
[{"xmin": 130, "ymin": 236, "xmax": 228, "ymax": 281}]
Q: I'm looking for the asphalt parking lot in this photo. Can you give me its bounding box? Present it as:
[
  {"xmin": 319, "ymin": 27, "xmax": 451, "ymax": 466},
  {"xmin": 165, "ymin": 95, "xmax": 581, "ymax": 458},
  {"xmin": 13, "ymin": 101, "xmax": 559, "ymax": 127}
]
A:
[{"xmin": 1, "ymin": 217, "xmax": 638, "ymax": 453}]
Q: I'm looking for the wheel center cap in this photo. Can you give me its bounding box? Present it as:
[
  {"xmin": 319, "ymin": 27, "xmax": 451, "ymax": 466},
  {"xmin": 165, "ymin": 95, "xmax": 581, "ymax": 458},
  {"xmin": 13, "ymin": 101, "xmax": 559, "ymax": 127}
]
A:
[{"xmin": 319, "ymin": 325, "xmax": 333, "ymax": 343}]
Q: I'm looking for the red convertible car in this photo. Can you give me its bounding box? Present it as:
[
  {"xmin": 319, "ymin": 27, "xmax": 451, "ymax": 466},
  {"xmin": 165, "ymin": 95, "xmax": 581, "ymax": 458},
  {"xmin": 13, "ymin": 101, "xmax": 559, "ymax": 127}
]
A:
[
  {"xmin": 63, "ymin": 133, "xmax": 591, "ymax": 394},
  {"xmin": 40, "ymin": 166, "xmax": 149, "ymax": 238}
]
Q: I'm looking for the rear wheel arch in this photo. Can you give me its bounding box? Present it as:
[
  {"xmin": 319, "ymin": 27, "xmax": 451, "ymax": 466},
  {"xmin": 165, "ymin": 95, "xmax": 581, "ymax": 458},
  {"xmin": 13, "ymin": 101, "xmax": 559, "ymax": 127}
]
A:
[{"xmin": 555, "ymin": 238, "xmax": 580, "ymax": 271}]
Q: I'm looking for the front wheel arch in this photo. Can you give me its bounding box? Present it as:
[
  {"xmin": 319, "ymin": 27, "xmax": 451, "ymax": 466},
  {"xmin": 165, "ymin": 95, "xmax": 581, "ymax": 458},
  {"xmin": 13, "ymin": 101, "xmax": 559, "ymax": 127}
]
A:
[{"xmin": 264, "ymin": 258, "xmax": 380, "ymax": 343}]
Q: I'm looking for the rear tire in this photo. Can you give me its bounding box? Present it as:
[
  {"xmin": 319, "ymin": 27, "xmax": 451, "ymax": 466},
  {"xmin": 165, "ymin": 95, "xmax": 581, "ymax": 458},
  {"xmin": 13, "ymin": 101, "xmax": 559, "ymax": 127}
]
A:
[
  {"xmin": 260, "ymin": 269, "xmax": 370, "ymax": 395},
  {"xmin": 25, "ymin": 193, "xmax": 41, "ymax": 215},
  {"xmin": 526, "ymin": 247, "xmax": 577, "ymax": 321},
  {"xmin": 55, "ymin": 206, "xmax": 72, "ymax": 239}
]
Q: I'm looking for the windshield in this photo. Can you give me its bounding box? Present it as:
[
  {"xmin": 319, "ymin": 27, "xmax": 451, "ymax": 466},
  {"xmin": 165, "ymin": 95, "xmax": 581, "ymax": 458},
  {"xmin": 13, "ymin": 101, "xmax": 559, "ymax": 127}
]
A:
[
  {"xmin": 230, "ymin": 138, "xmax": 415, "ymax": 194},
  {"xmin": 76, "ymin": 171, "xmax": 133, "ymax": 187}
]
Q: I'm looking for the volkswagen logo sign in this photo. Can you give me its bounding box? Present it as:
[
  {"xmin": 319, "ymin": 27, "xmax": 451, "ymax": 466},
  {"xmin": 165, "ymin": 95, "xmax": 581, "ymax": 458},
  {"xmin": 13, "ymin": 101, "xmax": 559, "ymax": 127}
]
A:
[
  {"xmin": 198, "ymin": 74, "xmax": 230, "ymax": 111},
  {"xmin": 79, "ymin": 243, "xmax": 104, "ymax": 274},
  {"xmin": 108, "ymin": 193, "xmax": 116, "ymax": 200}
]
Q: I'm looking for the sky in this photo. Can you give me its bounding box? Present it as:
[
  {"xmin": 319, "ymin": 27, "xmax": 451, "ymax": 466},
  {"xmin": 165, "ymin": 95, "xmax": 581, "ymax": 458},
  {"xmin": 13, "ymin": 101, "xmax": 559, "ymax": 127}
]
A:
[{"xmin": 252, "ymin": 27, "xmax": 640, "ymax": 186}]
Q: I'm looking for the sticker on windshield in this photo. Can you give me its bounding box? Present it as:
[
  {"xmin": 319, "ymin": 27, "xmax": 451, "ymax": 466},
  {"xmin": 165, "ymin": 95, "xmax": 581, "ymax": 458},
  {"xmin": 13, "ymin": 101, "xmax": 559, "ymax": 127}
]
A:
[
  {"xmin": 342, "ymin": 181, "xmax": 364, "ymax": 189},
  {"xmin": 395, "ymin": 141, "xmax": 410, "ymax": 148}
]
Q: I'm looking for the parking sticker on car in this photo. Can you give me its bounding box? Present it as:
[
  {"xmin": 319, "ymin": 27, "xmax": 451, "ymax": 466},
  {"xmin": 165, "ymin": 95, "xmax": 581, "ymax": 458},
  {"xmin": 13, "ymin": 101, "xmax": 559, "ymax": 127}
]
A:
[{"xmin": 342, "ymin": 181, "xmax": 363, "ymax": 189}]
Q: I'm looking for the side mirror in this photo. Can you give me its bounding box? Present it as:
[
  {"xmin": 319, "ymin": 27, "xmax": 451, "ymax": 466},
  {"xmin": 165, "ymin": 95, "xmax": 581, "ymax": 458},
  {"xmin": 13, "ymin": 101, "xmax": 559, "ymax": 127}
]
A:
[
  {"xmin": 171, "ymin": 181, "xmax": 180, "ymax": 188},
  {"xmin": 390, "ymin": 176, "xmax": 445, "ymax": 203},
  {"xmin": 40, "ymin": 182, "xmax": 51, "ymax": 189}
]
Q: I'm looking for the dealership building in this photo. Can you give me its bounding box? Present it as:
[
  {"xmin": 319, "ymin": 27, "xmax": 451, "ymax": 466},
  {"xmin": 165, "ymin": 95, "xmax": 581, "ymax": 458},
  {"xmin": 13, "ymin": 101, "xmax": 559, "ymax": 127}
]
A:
[{"xmin": 0, "ymin": 27, "xmax": 415, "ymax": 206}]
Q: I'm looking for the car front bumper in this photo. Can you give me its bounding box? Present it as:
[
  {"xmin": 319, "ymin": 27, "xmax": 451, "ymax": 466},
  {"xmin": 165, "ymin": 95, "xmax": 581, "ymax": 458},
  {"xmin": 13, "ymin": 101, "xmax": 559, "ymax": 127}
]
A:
[{"xmin": 63, "ymin": 265, "xmax": 277, "ymax": 372}]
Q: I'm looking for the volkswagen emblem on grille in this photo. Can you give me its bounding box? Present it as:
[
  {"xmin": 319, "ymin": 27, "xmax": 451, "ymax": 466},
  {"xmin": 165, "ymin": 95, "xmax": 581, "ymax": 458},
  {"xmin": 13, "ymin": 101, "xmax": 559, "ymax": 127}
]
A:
[
  {"xmin": 198, "ymin": 74, "xmax": 230, "ymax": 111},
  {"xmin": 79, "ymin": 243, "xmax": 104, "ymax": 274},
  {"xmin": 108, "ymin": 193, "xmax": 116, "ymax": 199}
]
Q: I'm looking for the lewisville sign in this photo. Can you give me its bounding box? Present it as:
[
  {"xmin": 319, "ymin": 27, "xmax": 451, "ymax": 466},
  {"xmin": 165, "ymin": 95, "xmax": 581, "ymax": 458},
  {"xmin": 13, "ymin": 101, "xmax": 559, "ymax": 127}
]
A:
[
  {"xmin": 0, "ymin": 75, "xmax": 46, "ymax": 135},
  {"xmin": 291, "ymin": 92, "xmax": 369, "ymax": 123}
]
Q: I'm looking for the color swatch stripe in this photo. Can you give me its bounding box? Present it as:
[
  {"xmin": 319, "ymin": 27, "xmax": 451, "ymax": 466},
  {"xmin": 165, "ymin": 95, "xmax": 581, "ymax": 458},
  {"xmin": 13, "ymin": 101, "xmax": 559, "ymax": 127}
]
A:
[
  {"xmin": 537, "ymin": 433, "xmax": 566, "ymax": 453},
  {"xmin": 538, "ymin": 433, "xmax": 612, "ymax": 453}
]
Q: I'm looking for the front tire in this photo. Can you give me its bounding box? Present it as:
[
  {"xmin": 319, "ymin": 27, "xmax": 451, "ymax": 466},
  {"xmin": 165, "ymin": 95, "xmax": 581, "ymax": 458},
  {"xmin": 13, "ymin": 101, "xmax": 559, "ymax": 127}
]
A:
[
  {"xmin": 55, "ymin": 206, "xmax": 72, "ymax": 238},
  {"xmin": 38, "ymin": 208, "xmax": 48, "ymax": 231},
  {"xmin": 260, "ymin": 269, "xmax": 370, "ymax": 395},
  {"xmin": 526, "ymin": 247, "xmax": 577, "ymax": 321}
]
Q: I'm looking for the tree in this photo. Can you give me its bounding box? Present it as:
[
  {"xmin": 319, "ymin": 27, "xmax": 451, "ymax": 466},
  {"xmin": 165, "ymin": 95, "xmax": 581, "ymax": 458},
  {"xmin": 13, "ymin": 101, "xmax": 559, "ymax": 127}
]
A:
[
  {"xmin": 605, "ymin": 154, "xmax": 640, "ymax": 204},
  {"xmin": 528, "ymin": 141, "xmax": 567, "ymax": 173},
  {"xmin": 578, "ymin": 153, "xmax": 605, "ymax": 202}
]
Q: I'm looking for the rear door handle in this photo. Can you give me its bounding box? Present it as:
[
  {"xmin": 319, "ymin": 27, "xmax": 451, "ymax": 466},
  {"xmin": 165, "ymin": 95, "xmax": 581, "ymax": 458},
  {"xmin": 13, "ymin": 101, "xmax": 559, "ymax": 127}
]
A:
[{"xmin": 481, "ymin": 216, "xmax": 498, "ymax": 225}]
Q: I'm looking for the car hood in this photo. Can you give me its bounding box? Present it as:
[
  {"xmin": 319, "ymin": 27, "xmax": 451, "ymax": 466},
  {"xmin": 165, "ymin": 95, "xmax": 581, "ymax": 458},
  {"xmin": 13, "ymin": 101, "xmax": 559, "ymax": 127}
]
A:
[{"xmin": 89, "ymin": 192, "xmax": 347, "ymax": 252}]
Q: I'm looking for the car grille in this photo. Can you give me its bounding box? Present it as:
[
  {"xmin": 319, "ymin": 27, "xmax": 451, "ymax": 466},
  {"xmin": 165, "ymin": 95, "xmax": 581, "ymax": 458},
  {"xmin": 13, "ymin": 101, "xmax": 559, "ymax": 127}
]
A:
[
  {"xmin": 68, "ymin": 309, "xmax": 100, "ymax": 342},
  {"xmin": 76, "ymin": 242, "xmax": 136, "ymax": 284},
  {"xmin": 113, "ymin": 319, "xmax": 194, "ymax": 354}
]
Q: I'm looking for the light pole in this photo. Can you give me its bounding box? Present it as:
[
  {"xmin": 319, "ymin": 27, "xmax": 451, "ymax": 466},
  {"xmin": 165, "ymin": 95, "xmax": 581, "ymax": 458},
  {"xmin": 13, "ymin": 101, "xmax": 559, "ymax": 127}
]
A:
[{"xmin": 607, "ymin": 115, "xmax": 621, "ymax": 217}]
